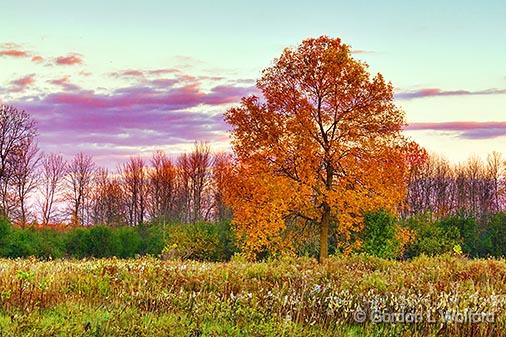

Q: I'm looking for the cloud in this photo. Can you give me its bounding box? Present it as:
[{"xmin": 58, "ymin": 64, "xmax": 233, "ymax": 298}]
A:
[
  {"xmin": 55, "ymin": 53, "xmax": 83, "ymax": 65},
  {"xmin": 9, "ymin": 74, "xmax": 35, "ymax": 92},
  {"xmin": 110, "ymin": 69, "xmax": 146, "ymax": 78},
  {"xmin": 396, "ymin": 88, "xmax": 506, "ymax": 100},
  {"xmin": 0, "ymin": 49, "xmax": 30, "ymax": 58},
  {"xmin": 11, "ymin": 79, "xmax": 256, "ymax": 164},
  {"xmin": 110, "ymin": 68, "xmax": 181, "ymax": 79},
  {"xmin": 1, "ymin": 44, "xmax": 81, "ymax": 65},
  {"xmin": 48, "ymin": 76, "xmax": 81, "ymax": 91},
  {"xmin": 31, "ymin": 55, "xmax": 44, "ymax": 63},
  {"xmin": 351, "ymin": 49, "xmax": 375, "ymax": 55},
  {"xmin": 406, "ymin": 121, "xmax": 506, "ymax": 139},
  {"xmin": 0, "ymin": 44, "xmax": 44, "ymax": 63}
]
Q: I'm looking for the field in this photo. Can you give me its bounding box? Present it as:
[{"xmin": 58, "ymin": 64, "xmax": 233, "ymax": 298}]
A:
[{"xmin": 0, "ymin": 256, "xmax": 505, "ymax": 336}]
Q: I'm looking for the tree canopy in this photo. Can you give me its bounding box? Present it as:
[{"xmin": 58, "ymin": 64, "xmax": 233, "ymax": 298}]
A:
[{"xmin": 225, "ymin": 36, "xmax": 408, "ymax": 260}]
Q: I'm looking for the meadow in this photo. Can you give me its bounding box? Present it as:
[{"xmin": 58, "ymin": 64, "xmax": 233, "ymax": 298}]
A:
[
  {"xmin": 0, "ymin": 255, "xmax": 505, "ymax": 336},
  {"xmin": 1, "ymin": 33, "xmax": 506, "ymax": 337}
]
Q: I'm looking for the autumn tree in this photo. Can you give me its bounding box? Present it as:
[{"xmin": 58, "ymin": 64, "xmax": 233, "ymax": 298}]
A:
[
  {"xmin": 39, "ymin": 153, "xmax": 67, "ymax": 224},
  {"xmin": 65, "ymin": 153, "xmax": 95, "ymax": 225},
  {"xmin": 225, "ymin": 36, "xmax": 407, "ymax": 260}
]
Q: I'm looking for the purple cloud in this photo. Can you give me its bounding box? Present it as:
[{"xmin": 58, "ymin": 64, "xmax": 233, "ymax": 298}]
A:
[
  {"xmin": 406, "ymin": 121, "xmax": 506, "ymax": 139},
  {"xmin": 396, "ymin": 88, "xmax": 506, "ymax": 100},
  {"xmin": 48, "ymin": 76, "xmax": 81, "ymax": 91},
  {"xmin": 11, "ymin": 79, "xmax": 256, "ymax": 165}
]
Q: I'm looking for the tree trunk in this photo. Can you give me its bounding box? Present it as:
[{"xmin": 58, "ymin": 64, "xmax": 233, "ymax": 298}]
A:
[
  {"xmin": 319, "ymin": 203, "xmax": 331, "ymax": 262},
  {"xmin": 319, "ymin": 161, "xmax": 334, "ymax": 262}
]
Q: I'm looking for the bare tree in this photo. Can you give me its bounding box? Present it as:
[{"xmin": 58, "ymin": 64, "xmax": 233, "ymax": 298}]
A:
[
  {"xmin": 487, "ymin": 151, "xmax": 504, "ymax": 212},
  {"xmin": 149, "ymin": 150, "xmax": 177, "ymax": 222},
  {"xmin": 406, "ymin": 152, "xmax": 505, "ymax": 219},
  {"xmin": 65, "ymin": 153, "xmax": 95, "ymax": 225},
  {"xmin": 212, "ymin": 152, "xmax": 233, "ymax": 221},
  {"xmin": 121, "ymin": 157, "xmax": 148, "ymax": 226},
  {"xmin": 176, "ymin": 143, "xmax": 212, "ymax": 223},
  {"xmin": 0, "ymin": 105, "xmax": 37, "ymax": 217},
  {"xmin": 39, "ymin": 153, "xmax": 67, "ymax": 224},
  {"xmin": 91, "ymin": 168, "xmax": 126, "ymax": 226},
  {"xmin": 10, "ymin": 138, "xmax": 41, "ymax": 225}
]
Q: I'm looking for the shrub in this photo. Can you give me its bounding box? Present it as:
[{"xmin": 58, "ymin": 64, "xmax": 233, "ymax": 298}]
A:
[
  {"xmin": 115, "ymin": 227, "xmax": 142, "ymax": 258},
  {"xmin": 86, "ymin": 225, "xmax": 121, "ymax": 258},
  {"xmin": 438, "ymin": 214, "xmax": 485, "ymax": 257},
  {"xmin": 65, "ymin": 228, "xmax": 91, "ymax": 258},
  {"xmin": 137, "ymin": 223, "xmax": 166, "ymax": 256},
  {"xmin": 34, "ymin": 229, "xmax": 66, "ymax": 259},
  {"xmin": 487, "ymin": 212, "xmax": 506, "ymax": 257},
  {"xmin": 162, "ymin": 221, "xmax": 236, "ymax": 261},
  {"xmin": 361, "ymin": 210, "xmax": 401, "ymax": 259},
  {"xmin": 403, "ymin": 213, "xmax": 462, "ymax": 257},
  {"xmin": 0, "ymin": 217, "xmax": 12, "ymax": 256},
  {"xmin": 3, "ymin": 228, "xmax": 40, "ymax": 258}
]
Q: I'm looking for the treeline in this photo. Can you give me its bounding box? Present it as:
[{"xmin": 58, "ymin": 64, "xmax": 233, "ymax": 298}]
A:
[
  {"xmin": 4, "ymin": 103, "xmax": 506, "ymax": 261},
  {"xmin": 0, "ymin": 105, "xmax": 232, "ymax": 227},
  {"xmin": 0, "ymin": 217, "xmax": 236, "ymax": 260},
  {"xmin": 3, "ymin": 208, "xmax": 506, "ymax": 261},
  {"xmin": 405, "ymin": 152, "xmax": 505, "ymax": 218},
  {"xmin": 359, "ymin": 210, "xmax": 506, "ymax": 259}
]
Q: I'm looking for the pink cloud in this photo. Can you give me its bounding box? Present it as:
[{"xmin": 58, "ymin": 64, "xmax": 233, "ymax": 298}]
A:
[
  {"xmin": 0, "ymin": 49, "xmax": 29, "ymax": 58},
  {"xmin": 406, "ymin": 121, "xmax": 506, "ymax": 139},
  {"xmin": 397, "ymin": 87, "xmax": 506, "ymax": 100},
  {"xmin": 10, "ymin": 74, "xmax": 35, "ymax": 91},
  {"xmin": 351, "ymin": 49, "xmax": 375, "ymax": 54},
  {"xmin": 48, "ymin": 76, "xmax": 81, "ymax": 91},
  {"xmin": 110, "ymin": 68, "xmax": 181, "ymax": 79},
  {"xmin": 111, "ymin": 69, "xmax": 146, "ymax": 78},
  {"xmin": 31, "ymin": 55, "xmax": 44, "ymax": 63},
  {"xmin": 148, "ymin": 68, "xmax": 179, "ymax": 76},
  {"xmin": 55, "ymin": 53, "xmax": 83, "ymax": 65}
]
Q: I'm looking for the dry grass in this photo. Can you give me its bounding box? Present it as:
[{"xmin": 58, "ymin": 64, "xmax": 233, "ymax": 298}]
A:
[{"xmin": 0, "ymin": 255, "xmax": 506, "ymax": 336}]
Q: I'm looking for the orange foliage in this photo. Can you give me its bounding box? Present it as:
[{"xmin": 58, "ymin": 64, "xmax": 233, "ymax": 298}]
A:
[
  {"xmin": 14, "ymin": 222, "xmax": 75, "ymax": 232},
  {"xmin": 225, "ymin": 36, "xmax": 410, "ymax": 259}
]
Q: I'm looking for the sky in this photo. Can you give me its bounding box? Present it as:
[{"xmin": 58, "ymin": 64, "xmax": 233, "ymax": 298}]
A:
[{"xmin": 1, "ymin": 0, "xmax": 505, "ymax": 167}]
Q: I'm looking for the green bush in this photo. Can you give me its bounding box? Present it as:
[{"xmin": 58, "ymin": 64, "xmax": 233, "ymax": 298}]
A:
[
  {"xmin": 65, "ymin": 228, "xmax": 91, "ymax": 258},
  {"xmin": 65, "ymin": 226, "xmax": 122, "ymax": 258},
  {"xmin": 361, "ymin": 210, "xmax": 401, "ymax": 259},
  {"xmin": 85, "ymin": 226, "xmax": 121, "ymax": 258},
  {"xmin": 0, "ymin": 219, "xmax": 165, "ymax": 259},
  {"xmin": 35, "ymin": 229, "xmax": 66, "ymax": 259},
  {"xmin": 115, "ymin": 227, "xmax": 142, "ymax": 258},
  {"xmin": 487, "ymin": 212, "xmax": 506, "ymax": 257},
  {"xmin": 403, "ymin": 213, "xmax": 462, "ymax": 257},
  {"xmin": 437, "ymin": 214, "xmax": 489, "ymax": 257},
  {"xmin": 137, "ymin": 223, "xmax": 166, "ymax": 255},
  {"xmin": 3, "ymin": 228, "xmax": 41, "ymax": 258},
  {"xmin": 162, "ymin": 221, "xmax": 236, "ymax": 261},
  {"xmin": 0, "ymin": 217, "xmax": 12, "ymax": 256}
]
